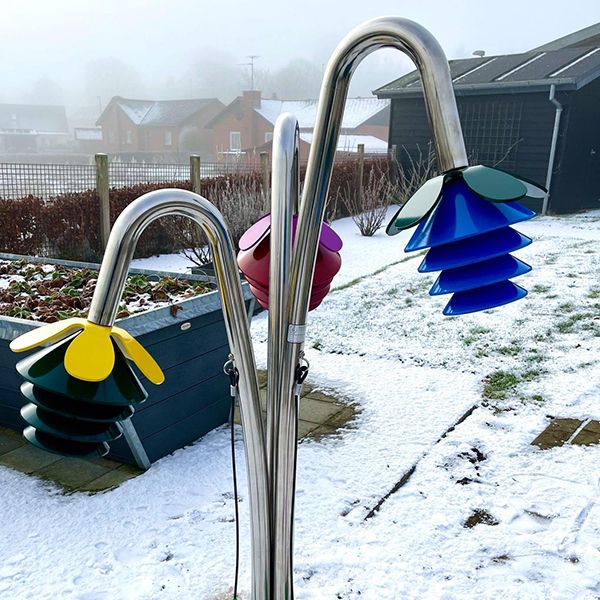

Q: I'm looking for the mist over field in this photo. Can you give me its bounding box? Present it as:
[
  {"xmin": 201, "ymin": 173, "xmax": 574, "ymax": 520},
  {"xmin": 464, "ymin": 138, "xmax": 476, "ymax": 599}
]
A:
[{"xmin": 2, "ymin": 0, "xmax": 598, "ymax": 115}]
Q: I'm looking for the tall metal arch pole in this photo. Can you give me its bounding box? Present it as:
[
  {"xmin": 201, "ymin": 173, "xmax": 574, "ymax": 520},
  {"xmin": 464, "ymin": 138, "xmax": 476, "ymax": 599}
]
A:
[
  {"xmin": 265, "ymin": 113, "xmax": 300, "ymax": 600},
  {"xmin": 86, "ymin": 189, "xmax": 271, "ymax": 600},
  {"xmin": 272, "ymin": 16, "xmax": 470, "ymax": 599}
]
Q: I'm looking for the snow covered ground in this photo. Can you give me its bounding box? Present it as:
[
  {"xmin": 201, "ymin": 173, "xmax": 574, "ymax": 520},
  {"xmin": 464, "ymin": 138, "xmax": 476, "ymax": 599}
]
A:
[{"xmin": 2, "ymin": 208, "xmax": 600, "ymax": 599}]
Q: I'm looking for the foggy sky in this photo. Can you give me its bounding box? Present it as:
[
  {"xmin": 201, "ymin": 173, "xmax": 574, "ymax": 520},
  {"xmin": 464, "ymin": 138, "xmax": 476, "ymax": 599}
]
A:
[{"xmin": 2, "ymin": 0, "xmax": 599, "ymax": 112}]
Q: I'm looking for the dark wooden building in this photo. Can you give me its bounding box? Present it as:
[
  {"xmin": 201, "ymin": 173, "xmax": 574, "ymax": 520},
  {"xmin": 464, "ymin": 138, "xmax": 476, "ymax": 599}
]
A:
[{"xmin": 375, "ymin": 24, "xmax": 600, "ymax": 214}]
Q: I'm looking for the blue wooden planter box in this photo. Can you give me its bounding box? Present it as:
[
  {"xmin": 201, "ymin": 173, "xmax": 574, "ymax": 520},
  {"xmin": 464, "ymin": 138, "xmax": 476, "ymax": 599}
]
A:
[{"xmin": 0, "ymin": 255, "xmax": 255, "ymax": 466}]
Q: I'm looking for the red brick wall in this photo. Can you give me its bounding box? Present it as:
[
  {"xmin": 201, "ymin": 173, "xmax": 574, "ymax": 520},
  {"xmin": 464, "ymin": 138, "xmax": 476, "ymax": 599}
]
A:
[
  {"xmin": 98, "ymin": 104, "xmax": 140, "ymax": 153},
  {"xmin": 210, "ymin": 91, "xmax": 274, "ymax": 159},
  {"xmin": 138, "ymin": 127, "xmax": 178, "ymax": 152}
]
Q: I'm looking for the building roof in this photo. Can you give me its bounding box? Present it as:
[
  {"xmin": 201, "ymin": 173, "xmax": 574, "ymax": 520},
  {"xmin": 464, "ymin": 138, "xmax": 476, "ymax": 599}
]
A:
[
  {"xmin": 0, "ymin": 104, "xmax": 68, "ymax": 134},
  {"xmin": 300, "ymin": 133, "xmax": 388, "ymax": 153},
  {"xmin": 97, "ymin": 97, "xmax": 222, "ymax": 127},
  {"xmin": 376, "ymin": 45, "xmax": 600, "ymax": 98},
  {"xmin": 209, "ymin": 94, "xmax": 389, "ymax": 130},
  {"xmin": 255, "ymin": 97, "xmax": 389, "ymax": 129},
  {"xmin": 532, "ymin": 22, "xmax": 600, "ymax": 51}
]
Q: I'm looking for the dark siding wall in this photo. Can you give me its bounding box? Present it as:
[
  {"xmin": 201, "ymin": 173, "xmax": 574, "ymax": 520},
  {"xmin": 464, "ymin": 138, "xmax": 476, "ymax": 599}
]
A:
[
  {"xmin": 389, "ymin": 92, "xmax": 557, "ymax": 211},
  {"xmin": 552, "ymin": 77, "xmax": 600, "ymax": 213}
]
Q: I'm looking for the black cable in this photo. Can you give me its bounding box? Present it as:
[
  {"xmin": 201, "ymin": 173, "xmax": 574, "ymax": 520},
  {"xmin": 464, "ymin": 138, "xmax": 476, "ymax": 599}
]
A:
[
  {"xmin": 229, "ymin": 379, "xmax": 240, "ymax": 600},
  {"xmin": 290, "ymin": 392, "xmax": 299, "ymax": 590}
]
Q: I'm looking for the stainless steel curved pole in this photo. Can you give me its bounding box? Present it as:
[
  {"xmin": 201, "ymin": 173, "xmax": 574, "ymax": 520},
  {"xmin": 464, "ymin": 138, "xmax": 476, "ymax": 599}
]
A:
[
  {"xmin": 276, "ymin": 17, "xmax": 469, "ymax": 598},
  {"xmin": 87, "ymin": 189, "xmax": 270, "ymax": 600},
  {"xmin": 266, "ymin": 114, "xmax": 300, "ymax": 599}
]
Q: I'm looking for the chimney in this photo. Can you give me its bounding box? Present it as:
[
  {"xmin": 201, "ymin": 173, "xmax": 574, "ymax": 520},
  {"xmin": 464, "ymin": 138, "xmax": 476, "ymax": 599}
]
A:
[{"xmin": 242, "ymin": 90, "xmax": 261, "ymax": 110}]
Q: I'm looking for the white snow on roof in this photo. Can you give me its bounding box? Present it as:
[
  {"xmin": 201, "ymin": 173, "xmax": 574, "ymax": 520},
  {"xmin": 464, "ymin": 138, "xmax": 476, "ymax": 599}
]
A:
[
  {"xmin": 117, "ymin": 100, "xmax": 153, "ymax": 125},
  {"xmin": 300, "ymin": 133, "xmax": 388, "ymax": 153},
  {"xmin": 256, "ymin": 97, "xmax": 389, "ymax": 129}
]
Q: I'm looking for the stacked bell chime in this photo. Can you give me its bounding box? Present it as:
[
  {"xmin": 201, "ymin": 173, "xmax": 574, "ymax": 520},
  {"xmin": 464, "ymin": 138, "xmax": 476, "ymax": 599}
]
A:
[
  {"xmin": 387, "ymin": 166, "xmax": 543, "ymax": 315},
  {"xmin": 237, "ymin": 213, "xmax": 343, "ymax": 311},
  {"xmin": 16, "ymin": 335, "xmax": 147, "ymax": 457},
  {"xmin": 10, "ymin": 318, "xmax": 163, "ymax": 459}
]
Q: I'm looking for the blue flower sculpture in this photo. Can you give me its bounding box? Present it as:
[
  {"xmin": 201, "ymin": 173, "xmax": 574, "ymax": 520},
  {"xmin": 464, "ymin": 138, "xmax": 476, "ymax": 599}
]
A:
[{"xmin": 387, "ymin": 166, "xmax": 545, "ymax": 315}]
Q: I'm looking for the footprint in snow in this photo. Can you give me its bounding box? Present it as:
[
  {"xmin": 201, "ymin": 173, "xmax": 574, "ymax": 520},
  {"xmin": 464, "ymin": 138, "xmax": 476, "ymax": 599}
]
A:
[
  {"xmin": 74, "ymin": 591, "xmax": 112, "ymax": 600},
  {"xmin": 113, "ymin": 545, "xmax": 150, "ymax": 566}
]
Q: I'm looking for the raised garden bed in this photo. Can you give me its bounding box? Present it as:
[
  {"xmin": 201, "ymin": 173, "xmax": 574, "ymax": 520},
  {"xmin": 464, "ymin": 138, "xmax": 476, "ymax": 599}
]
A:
[{"xmin": 0, "ymin": 254, "xmax": 255, "ymax": 467}]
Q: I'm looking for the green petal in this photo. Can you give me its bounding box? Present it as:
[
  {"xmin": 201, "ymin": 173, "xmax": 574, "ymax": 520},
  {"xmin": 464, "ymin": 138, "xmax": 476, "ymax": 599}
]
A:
[
  {"xmin": 462, "ymin": 165, "xmax": 527, "ymax": 202},
  {"xmin": 492, "ymin": 166, "xmax": 547, "ymax": 199},
  {"xmin": 386, "ymin": 175, "xmax": 444, "ymax": 236}
]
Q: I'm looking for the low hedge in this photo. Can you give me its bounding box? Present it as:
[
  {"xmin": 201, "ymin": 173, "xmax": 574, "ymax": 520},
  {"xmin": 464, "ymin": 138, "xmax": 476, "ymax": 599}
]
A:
[{"xmin": 0, "ymin": 157, "xmax": 391, "ymax": 262}]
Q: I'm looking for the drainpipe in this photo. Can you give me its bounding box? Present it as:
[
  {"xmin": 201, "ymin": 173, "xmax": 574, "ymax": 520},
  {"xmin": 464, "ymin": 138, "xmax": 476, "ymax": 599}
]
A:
[{"xmin": 542, "ymin": 84, "xmax": 563, "ymax": 216}]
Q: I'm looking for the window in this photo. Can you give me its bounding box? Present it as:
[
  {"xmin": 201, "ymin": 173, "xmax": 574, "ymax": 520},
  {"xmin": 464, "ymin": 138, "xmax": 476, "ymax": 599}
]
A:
[
  {"xmin": 164, "ymin": 131, "xmax": 172, "ymax": 146},
  {"xmin": 265, "ymin": 131, "xmax": 273, "ymax": 143},
  {"xmin": 229, "ymin": 131, "xmax": 241, "ymax": 152},
  {"xmin": 126, "ymin": 130, "xmax": 133, "ymax": 145}
]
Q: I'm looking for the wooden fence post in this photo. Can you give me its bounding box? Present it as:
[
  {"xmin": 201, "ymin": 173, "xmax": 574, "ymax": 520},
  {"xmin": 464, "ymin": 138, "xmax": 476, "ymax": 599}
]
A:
[
  {"xmin": 190, "ymin": 154, "xmax": 202, "ymax": 195},
  {"xmin": 95, "ymin": 153, "xmax": 110, "ymax": 251},
  {"xmin": 357, "ymin": 143, "xmax": 365, "ymax": 206},
  {"xmin": 260, "ymin": 152, "xmax": 270, "ymax": 193}
]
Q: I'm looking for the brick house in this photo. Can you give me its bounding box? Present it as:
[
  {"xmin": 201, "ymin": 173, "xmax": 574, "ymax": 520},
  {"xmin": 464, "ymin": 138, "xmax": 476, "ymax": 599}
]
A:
[
  {"xmin": 207, "ymin": 90, "xmax": 389, "ymax": 161},
  {"xmin": 0, "ymin": 104, "xmax": 69, "ymax": 153},
  {"xmin": 96, "ymin": 97, "xmax": 224, "ymax": 157}
]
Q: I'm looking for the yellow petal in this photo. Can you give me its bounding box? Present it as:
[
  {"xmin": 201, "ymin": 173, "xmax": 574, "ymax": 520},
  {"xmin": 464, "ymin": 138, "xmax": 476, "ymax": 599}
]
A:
[
  {"xmin": 64, "ymin": 322, "xmax": 115, "ymax": 382},
  {"xmin": 110, "ymin": 326, "xmax": 165, "ymax": 385},
  {"xmin": 9, "ymin": 317, "xmax": 87, "ymax": 353}
]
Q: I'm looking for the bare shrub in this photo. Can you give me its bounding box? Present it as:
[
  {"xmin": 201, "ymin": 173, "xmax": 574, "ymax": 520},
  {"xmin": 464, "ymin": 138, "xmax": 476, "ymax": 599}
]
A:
[
  {"xmin": 393, "ymin": 145, "xmax": 438, "ymax": 206},
  {"xmin": 208, "ymin": 175, "xmax": 269, "ymax": 249},
  {"xmin": 164, "ymin": 174, "xmax": 269, "ymax": 268},
  {"xmin": 338, "ymin": 161, "xmax": 395, "ymax": 236}
]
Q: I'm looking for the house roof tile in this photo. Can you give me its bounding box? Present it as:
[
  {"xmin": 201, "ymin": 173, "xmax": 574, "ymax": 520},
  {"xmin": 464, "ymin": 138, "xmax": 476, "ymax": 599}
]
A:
[
  {"xmin": 376, "ymin": 46, "xmax": 600, "ymax": 97},
  {"xmin": 98, "ymin": 97, "xmax": 221, "ymax": 127},
  {"xmin": 255, "ymin": 97, "xmax": 389, "ymax": 129}
]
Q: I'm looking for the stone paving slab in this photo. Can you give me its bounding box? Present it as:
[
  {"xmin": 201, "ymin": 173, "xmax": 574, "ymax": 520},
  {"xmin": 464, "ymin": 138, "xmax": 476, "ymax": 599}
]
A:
[
  {"xmin": 572, "ymin": 420, "xmax": 600, "ymax": 446},
  {"xmin": 0, "ymin": 370, "xmax": 357, "ymax": 493},
  {"xmin": 0, "ymin": 425, "xmax": 142, "ymax": 493},
  {"xmin": 235, "ymin": 370, "xmax": 358, "ymax": 441},
  {"xmin": 532, "ymin": 418, "xmax": 600, "ymax": 449},
  {"xmin": 531, "ymin": 418, "xmax": 581, "ymax": 449}
]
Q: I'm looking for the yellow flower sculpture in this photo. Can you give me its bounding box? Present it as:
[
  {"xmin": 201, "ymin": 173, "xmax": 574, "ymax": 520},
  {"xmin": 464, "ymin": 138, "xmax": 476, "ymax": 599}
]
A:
[{"xmin": 10, "ymin": 317, "xmax": 164, "ymax": 384}]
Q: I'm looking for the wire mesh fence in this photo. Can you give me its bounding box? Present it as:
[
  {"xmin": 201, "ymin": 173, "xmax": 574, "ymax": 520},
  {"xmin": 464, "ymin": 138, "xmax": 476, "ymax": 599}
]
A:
[
  {"xmin": 0, "ymin": 163, "xmax": 96, "ymax": 200},
  {"xmin": 0, "ymin": 151, "xmax": 396, "ymax": 263},
  {"xmin": 0, "ymin": 160, "xmax": 261, "ymax": 200}
]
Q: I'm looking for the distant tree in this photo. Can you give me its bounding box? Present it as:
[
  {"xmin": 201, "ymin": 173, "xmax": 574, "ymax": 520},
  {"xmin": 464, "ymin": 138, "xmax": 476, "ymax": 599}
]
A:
[
  {"xmin": 179, "ymin": 125, "xmax": 210, "ymax": 157},
  {"xmin": 188, "ymin": 49, "xmax": 245, "ymax": 103},
  {"xmin": 83, "ymin": 57, "xmax": 147, "ymax": 108},
  {"xmin": 271, "ymin": 58, "xmax": 322, "ymax": 99},
  {"xmin": 27, "ymin": 77, "xmax": 65, "ymax": 105}
]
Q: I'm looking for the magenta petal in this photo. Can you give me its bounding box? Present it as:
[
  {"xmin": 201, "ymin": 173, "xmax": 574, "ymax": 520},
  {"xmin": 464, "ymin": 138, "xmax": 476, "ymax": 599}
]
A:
[
  {"xmin": 238, "ymin": 213, "xmax": 271, "ymax": 251},
  {"xmin": 291, "ymin": 216, "xmax": 343, "ymax": 252},
  {"xmin": 318, "ymin": 222, "xmax": 343, "ymax": 252},
  {"xmin": 240, "ymin": 212, "xmax": 343, "ymax": 253}
]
